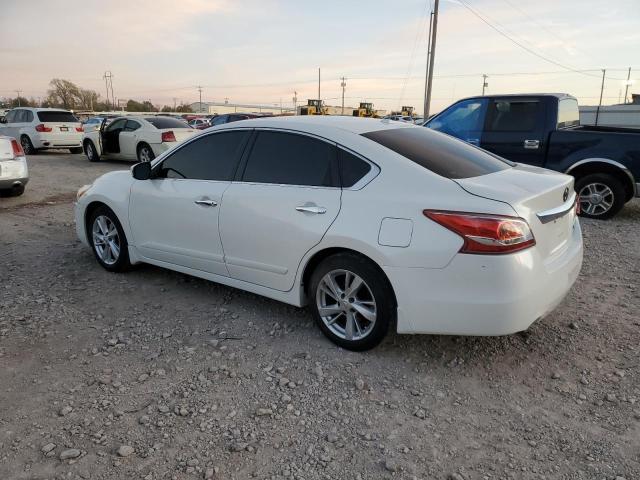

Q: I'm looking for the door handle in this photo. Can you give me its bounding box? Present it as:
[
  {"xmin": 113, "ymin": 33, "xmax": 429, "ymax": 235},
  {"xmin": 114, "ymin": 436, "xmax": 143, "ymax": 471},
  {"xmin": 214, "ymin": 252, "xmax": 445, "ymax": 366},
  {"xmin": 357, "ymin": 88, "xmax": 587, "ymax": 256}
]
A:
[
  {"xmin": 195, "ymin": 199, "xmax": 217, "ymax": 207},
  {"xmin": 524, "ymin": 139, "xmax": 540, "ymax": 149},
  {"xmin": 296, "ymin": 205, "xmax": 327, "ymax": 214}
]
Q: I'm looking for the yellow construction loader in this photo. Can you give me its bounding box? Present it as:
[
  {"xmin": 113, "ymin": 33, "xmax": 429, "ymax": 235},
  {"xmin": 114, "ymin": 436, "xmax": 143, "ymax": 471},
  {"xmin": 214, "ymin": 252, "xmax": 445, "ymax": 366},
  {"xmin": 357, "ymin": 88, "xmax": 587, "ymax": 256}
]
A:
[
  {"xmin": 300, "ymin": 99, "xmax": 328, "ymax": 115},
  {"xmin": 352, "ymin": 102, "xmax": 379, "ymax": 118}
]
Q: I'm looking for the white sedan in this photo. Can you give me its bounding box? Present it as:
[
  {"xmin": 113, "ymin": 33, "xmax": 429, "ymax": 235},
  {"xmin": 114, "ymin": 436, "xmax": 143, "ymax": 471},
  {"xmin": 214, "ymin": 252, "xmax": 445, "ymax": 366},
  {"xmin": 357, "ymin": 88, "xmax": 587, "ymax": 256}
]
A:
[
  {"xmin": 75, "ymin": 116, "xmax": 583, "ymax": 350},
  {"xmin": 82, "ymin": 116, "xmax": 197, "ymax": 163}
]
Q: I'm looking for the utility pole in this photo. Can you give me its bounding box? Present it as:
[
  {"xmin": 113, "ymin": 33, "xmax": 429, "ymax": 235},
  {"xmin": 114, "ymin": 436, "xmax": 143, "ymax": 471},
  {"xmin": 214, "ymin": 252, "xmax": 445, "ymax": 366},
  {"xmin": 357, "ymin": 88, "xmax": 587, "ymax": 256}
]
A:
[
  {"xmin": 15, "ymin": 90, "xmax": 22, "ymax": 106},
  {"xmin": 423, "ymin": 9, "xmax": 434, "ymax": 116},
  {"xmin": 293, "ymin": 91, "xmax": 298, "ymax": 115},
  {"xmin": 340, "ymin": 77, "xmax": 347, "ymax": 115},
  {"xmin": 173, "ymin": 97, "xmax": 177, "ymax": 111},
  {"xmin": 196, "ymin": 85, "xmax": 203, "ymax": 113},
  {"xmin": 103, "ymin": 71, "xmax": 114, "ymax": 110},
  {"xmin": 595, "ymin": 69, "xmax": 606, "ymax": 126},
  {"xmin": 624, "ymin": 67, "xmax": 632, "ymax": 104},
  {"xmin": 318, "ymin": 68, "xmax": 321, "ymax": 104},
  {"xmin": 482, "ymin": 74, "xmax": 488, "ymax": 96},
  {"xmin": 424, "ymin": 0, "xmax": 439, "ymax": 118}
]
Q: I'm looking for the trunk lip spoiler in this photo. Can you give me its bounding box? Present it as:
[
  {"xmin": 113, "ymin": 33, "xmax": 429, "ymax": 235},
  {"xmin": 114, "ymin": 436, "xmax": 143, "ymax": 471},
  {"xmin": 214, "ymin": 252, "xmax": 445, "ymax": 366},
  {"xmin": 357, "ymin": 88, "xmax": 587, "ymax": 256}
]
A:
[{"xmin": 536, "ymin": 193, "xmax": 576, "ymax": 224}]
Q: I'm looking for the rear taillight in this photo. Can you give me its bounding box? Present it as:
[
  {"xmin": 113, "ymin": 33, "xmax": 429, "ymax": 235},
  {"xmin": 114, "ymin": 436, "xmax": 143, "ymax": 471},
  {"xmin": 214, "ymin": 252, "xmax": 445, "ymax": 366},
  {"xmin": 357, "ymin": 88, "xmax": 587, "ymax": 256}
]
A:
[
  {"xmin": 161, "ymin": 131, "xmax": 176, "ymax": 142},
  {"xmin": 423, "ymin": 210, "xmax": 536, "ymax": 254},
  {"xmin": 76, "ymin": 126, "xmax": 83, "ymax": 132},
  {"xmin": 35, "ymin": 124, "xmax": 52, "ymax": 132},
  {"xmin": 11, "ymin": 138, "xmax": 24, "ymax": 157}
]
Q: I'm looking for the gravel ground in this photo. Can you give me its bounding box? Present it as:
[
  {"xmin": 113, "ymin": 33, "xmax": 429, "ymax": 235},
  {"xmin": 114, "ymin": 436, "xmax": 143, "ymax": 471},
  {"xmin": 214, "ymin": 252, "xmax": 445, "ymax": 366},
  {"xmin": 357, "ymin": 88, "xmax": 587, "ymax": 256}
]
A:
[{"xmin": 1, "ymin": 153, "xmax": 639, "ymax": 480}]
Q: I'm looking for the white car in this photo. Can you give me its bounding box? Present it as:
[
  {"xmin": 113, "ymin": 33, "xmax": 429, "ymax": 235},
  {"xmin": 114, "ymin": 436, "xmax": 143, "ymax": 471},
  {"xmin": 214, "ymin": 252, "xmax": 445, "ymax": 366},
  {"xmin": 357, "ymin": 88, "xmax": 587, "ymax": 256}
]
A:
[
  {"xmin": 0, "ymin": 135, "xmax": 28, "ymax": 196},
  {"xmin": 0, "ymin": 108, "xmax": 83, "ymax": 154},
  {"xmin": 82, "ymin": 116, "xmax": 197, "ymax": 163},
  {"xmin": 75, "ymin": 116, "xmax": 583, "ymax": 350}
]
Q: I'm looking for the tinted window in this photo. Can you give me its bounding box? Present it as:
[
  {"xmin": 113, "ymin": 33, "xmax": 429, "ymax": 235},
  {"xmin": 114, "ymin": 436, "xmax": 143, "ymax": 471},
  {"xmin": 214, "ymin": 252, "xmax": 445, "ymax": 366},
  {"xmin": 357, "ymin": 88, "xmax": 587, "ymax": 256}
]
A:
[
  {"xmin": 145, "ymin": 117, "xmax": 189, "ymax": 129},
  {"xmin": 37, "ymin": 111, "xmax": 78, "ymax": 123},
  {"xmin": 557, "ymin": 98, "xmax": 580, "ymax": 128},
  {"xmin": 485, "ymin": 100, "xmax": 539, "ymax": 132},
  {"xmin": 339, "ymin": 149, "xmax": 372, "ymax": 187},
  {"xmin": 24, "ymin": 111, "xmax": 34, "ymax": 122},
  {"xmin": 106, "ymin": 118, "xmax": 127, "ymax": 131},
  {"xmin": 426, "ymin": 98, "xmax": 487, "ymax": 140},
  {"xmin": 242, "ymin": 131, "xmax": 337, "ymax": 187},
  {"xmin": 13, "ymin": 110, "xmax": 26, "ymax": 123},
  {"xmin": 211, "ymin": 115, "xmax": 227, "ymax": 126},
  {"xmin": 124, "ymin": 120, "xmax": 141, "ymax": 131},
  {"xmin": 157, "ymin": 131, "xmax": 249, "ymax": 181},
  {"xmin": 362, "ymin": 127, "xmax": 510, "ymax": 179}
]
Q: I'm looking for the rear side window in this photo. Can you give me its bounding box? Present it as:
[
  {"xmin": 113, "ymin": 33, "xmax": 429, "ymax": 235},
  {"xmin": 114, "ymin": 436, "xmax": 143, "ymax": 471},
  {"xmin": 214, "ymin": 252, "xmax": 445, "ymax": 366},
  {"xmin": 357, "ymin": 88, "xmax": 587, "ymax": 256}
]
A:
[
  {"xmin": 339, "ymin": 149, "xmax": 372, "ymax": 187},
  {"xmin": 145, "ymin": 117, "xmax": 189, "ymax": 129},
  {"xmin": 157, "ymin": 131, "xmax": 249, "ymax": 181},
  {"xmin": 242, "ymin": 131, "xmax": 338, "ymax": 187},
  {"xmin": 37, "ymin": 111, "xmax": 78, "ymax": 123},
  {"xmin": 557, "ymin": 98, "xmax": 580, "ymax": 128},
  {"xmin": 362, "ymin": 127, "xmax": 510, "ymax": 179},
  {"xmin": 485, "ymin": 100, "xmax": 539, "ymax": 132},
  {"xmin": 24, "ymin": 111, "xmax": 34, "ymax": 122}
]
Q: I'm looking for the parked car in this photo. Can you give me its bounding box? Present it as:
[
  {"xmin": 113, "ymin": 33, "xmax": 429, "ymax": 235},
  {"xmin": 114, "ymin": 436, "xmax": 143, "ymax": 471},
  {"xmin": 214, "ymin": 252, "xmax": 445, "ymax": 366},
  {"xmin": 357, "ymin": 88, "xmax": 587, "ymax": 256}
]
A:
[
  {"xmin": 207, "ymin": 113, "xmax": 269, "ymax": 127},
  {"xmin": 74, "ymin": 117, "xmax": 582, "ymax": 350},
  {"xmin": 0, "ymin": 135, "xmax": 28, "ymax": 196},
  {"xmin": 0, "ymin": 108, "xmax": 83, "ymax": 154},
  {"xmin": 424, "ymin": 93, "xmax": 640, "ymax": 219},
  {"xmin": 382, "ymin": 115, "xmax": 414, "ymax": 123},
  {"xmin": 188, "ymin": 118, "xmax": 209, "ymax": 129},
  {"xmin": 82, "ymin": 115, "xmax": 117, "ymax": 132},
  {"xmin": 82, "ymin": 116, "xmax": 198, "ymax": 163}
]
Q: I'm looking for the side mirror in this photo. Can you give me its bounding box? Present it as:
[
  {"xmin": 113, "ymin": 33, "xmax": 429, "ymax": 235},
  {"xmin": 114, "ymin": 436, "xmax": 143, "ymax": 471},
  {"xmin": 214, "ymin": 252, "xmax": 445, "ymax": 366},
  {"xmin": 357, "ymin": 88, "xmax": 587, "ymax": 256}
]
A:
[{"xmin": 132, "ymin": 161, "xmax": 151, "ymax": 180}]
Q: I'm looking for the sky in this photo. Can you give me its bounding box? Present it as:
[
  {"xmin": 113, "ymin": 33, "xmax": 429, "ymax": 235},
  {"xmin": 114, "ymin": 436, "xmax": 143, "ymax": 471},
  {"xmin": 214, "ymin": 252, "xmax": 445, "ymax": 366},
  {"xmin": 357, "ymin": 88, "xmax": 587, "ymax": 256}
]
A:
[{"xmin": 1, "ymin": 0, "xmax": 639, "ymax": 114}]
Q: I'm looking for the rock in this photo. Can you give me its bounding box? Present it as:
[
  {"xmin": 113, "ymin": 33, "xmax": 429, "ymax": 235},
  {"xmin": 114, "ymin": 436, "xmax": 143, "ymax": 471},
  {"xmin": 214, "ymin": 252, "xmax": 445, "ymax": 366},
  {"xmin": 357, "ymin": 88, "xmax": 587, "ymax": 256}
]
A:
[
  {"xmin": 42, "ymin": 443, "xmax": 56, "ymax": 453},
  {"xmin": 256, "ymin": 408, "xmax": 273, "ymax": 416},
  {"xmin": 279, "ymin": 377, "xmax": 290, "ymax": 387},
  {"xmin": 59, "ymin": 405, "xmax": 73, "ymax": 416},
  {"xmin": 326, "ymin": 433, "xmax": 338, "ymax": 443},
  {"xmin": 552, "ymin": 372, "xmax": 561, "ymax": 380},
  {"xmin": 568, "ymin": 322, "xmax": 578, "ymax": 329},
  {"xmin": 117, "ymin": 445, "xmax": 135, "ymax": 457},
  {"xmin": 138, "ymin": 415, "xmax": 150, "ymax": 425},
  {"xmin": 314, "ymin": 365, "xmax": 324, "ymax": 379},
  {"xmin": 138, "ymin": 373, "xmax": 149, "ymax": 382},
  {"xmin": 414, "ymin": 408, "xmax": 426, "ymax": 419},
  {"xmin": 448, "ymin": 474, "xmax": 465, "ymax": 480},
  {"xmin": 60, "ymin": 448, "xmax": 81, "ymax": 460},
  {"xmin": 355, "ymin": 378, "xmax": 365, "ymax": 390},
  {"xmin": 158, "ymin": 404, "xmax": 170, "ymax": 413},
  {"xmin": 606, "ymin": 393, "xmax": 617, "ymax": 403},
  {"xmin": 204, "ymin": 468, "xmax": 215, "ymax": 479},
  {"xmin": 384, "ymin": 458, "xmax": 400, "ymax": 472}
]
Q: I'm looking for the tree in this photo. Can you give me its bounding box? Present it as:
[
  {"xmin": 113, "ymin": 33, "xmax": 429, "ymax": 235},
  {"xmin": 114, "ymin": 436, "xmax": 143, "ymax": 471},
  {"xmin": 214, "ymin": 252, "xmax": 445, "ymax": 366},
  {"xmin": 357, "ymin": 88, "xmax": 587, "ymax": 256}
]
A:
[
  {"xmin": 77, "ymin": 89, "xmax": 99, "ymax": 110},
  {"xmin": 126, "ymin": 99, "xmax": 156, "ymax": 112},
  {"xmin": 176, "ymin": 104, "xmax": 194, "ymax": 113},
  {"xmin": 47, "ymin": 78, "xmax": 81, "ymax": 109},
  {"xmin": 161, "ymin": 105, "xmax": 173, "ymax": 112}
]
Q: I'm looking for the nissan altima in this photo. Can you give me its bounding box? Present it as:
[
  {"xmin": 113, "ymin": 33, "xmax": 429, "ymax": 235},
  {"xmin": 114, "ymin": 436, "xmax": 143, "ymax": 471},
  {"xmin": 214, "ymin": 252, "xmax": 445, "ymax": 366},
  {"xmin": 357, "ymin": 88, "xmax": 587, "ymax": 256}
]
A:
[{"xmin": 74, "ymin": 116, "xmax": 583, "ymax": 350}]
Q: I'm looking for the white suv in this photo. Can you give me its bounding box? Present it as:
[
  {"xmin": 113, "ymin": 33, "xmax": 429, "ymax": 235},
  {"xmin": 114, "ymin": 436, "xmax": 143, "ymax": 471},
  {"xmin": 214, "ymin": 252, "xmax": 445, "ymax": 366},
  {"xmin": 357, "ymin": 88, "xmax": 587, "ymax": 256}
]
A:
[{"xmin": 0, "ymin": 108, "xmax": 83, "ymax": 154}]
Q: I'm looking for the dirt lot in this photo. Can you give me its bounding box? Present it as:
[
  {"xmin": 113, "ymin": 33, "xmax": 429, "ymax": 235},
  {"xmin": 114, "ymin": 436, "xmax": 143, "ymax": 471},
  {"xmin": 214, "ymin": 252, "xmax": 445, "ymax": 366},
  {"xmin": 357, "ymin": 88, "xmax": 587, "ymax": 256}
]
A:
[{"xmin": 1, "ymin": 152, "xmax": 639, "ymax": 480}]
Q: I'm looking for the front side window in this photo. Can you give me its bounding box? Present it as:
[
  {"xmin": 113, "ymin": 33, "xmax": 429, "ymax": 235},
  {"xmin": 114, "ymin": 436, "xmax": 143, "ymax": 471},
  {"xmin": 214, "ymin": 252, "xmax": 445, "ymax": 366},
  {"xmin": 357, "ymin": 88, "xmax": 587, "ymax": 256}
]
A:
[
  {"xmin": 5, "ymin": 110, "xmax": 16, "ymax": 123},
  {"xmin": 485, "ymin": 100, "xmax": 540, "ymax": 132},
  {"xmin": 242, "ymin": 131, "xmax": 338, "ymax": 187},
  {"xmin": 210, "ymin": 115, "xmax": 227, "ymax": 126},
  {"xmin": 106, "ymin": 118, "xmax": 127, "ymax": 131},
  {"xmin": 426, "ymin": 98, "xmax": 487, "ymax": 140},
  {"xmin": 13, "ymin": 110, "xmax": 26, "ymax": 123},
  {"xmin": 157, "ymin": 130, "xmax": 249, "ymax": 181},
  {"xmin": 124, "ymin": 120, "xmax": 141, "ymax": 131}
]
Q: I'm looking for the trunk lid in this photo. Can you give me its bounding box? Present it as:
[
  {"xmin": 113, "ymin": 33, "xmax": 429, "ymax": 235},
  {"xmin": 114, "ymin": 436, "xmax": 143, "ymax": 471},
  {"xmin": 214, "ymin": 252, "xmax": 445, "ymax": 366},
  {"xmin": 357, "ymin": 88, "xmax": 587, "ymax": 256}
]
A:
[
  {"xmin": 167, "ymin": 128, "xmax": 197, "ymax": 143},
  {"xmin": 454, "ymin": 164, "xmax": 577, "ymax": 259}
]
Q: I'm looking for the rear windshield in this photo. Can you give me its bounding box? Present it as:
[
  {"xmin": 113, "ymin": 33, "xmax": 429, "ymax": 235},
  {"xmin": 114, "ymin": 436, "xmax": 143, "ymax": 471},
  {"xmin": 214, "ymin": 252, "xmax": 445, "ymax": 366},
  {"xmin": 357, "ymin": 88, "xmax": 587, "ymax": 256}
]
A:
[
  {"xmin": 145, "ymin": 117, "xmax": 189, "ymax": 129},
  {"xmin": 361, "ymin": 127, "xmax": 510, "ymax": 179},
  {"xmin": 37, "ymin": 111, "xmax": 78, "ymax": 123}
]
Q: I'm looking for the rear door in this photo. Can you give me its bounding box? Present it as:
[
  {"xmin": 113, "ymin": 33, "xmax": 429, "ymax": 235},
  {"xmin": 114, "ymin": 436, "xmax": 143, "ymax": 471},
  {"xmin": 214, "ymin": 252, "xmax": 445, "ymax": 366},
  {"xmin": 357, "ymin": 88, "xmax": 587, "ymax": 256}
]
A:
[
  {"xmin": 219, "ymin": 129, "xmax": 341, "ymax": 292},
  {"xmin": 480, "ymin": 98, "xmax": 547, "ymax": 166},
  {"xmin": 118, "ymin": 119, "xmax": 142, "ymax": 159}
]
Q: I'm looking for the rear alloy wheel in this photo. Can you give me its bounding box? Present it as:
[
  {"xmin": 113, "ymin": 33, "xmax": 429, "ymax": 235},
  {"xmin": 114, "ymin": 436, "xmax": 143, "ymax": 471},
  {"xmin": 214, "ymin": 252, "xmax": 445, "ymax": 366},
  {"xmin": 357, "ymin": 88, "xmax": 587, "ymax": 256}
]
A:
[
  {"xmin": 20, "ymin": 135, "xmax": 36, "ymax": 155},
  {"xmin": 309, "ymin": 253, "xmax": 394, "ymax": 351},
  {"xmin": 576, "ymin": 173, "xmax": 625, "ymax": 220},
  {"xmin": 85, "ymin": 141, "xmax": 100, "ymax": 162},
  {"xmin": 89, "ymin": 206, "xmax": 131, "ymax": 272},
  {"xmin": 137, "ymin": 144, "xmax": 155, "ymax": 163}
]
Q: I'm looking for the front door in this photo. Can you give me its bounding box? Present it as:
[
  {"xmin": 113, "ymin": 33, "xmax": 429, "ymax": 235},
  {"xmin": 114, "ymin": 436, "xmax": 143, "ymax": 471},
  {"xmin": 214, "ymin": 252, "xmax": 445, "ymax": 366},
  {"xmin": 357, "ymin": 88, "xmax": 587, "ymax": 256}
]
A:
[
  {"xmin": 219, "ymin": 130, "xmax": 341, "ymax": 292},
  {"xmin": 128, "ymin": 130, "xmax": 250, "ymax": 276},
  {"xmin": 425, "ymin": 98, "xmax": 488, "ymax": 146},
  {"xmin": 480, "ymin": 98, "xmax": 547, "ymax": 166},
  {"xmin": 101, "ymin": 118, "xmax": 127, "ymax": 156}
]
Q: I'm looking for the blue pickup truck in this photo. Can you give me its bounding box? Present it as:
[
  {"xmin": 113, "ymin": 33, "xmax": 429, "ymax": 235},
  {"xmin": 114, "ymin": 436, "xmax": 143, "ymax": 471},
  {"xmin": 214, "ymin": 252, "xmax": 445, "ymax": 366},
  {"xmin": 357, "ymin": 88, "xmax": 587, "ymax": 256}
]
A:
[{"xmin": 425, "ymin": 93, "xmax": 640, "ymax": 219}]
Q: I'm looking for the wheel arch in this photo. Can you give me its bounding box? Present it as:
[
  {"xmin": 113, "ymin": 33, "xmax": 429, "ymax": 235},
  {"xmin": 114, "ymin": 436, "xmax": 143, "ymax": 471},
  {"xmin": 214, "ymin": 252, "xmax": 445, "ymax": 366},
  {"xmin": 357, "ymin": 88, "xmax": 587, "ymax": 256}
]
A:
[
  {"xmin": 299, "ymin": 246, "xmax": 397, "ymax": 308},
  {"xmin": 566, "ymin": 158, "xmax": 636, "ymax": 201}
]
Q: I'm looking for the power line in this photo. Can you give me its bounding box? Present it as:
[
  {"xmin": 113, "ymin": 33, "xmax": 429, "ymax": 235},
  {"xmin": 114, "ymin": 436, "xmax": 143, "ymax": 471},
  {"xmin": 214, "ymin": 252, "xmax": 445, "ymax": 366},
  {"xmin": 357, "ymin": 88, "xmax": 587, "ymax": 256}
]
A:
[{"xmin": 457, "ymin": 0, "xmax": 625, "ymax": 81}]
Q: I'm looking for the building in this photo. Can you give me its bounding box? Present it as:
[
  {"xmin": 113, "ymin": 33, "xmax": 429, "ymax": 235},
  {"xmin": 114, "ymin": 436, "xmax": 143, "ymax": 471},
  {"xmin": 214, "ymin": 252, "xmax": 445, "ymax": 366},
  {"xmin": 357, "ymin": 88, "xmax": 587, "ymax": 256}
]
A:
[
  {"xmin": 579, "ymin": 93, "xmax": 640, "ymax": 128},
  {"xmin": 189, "ymin": 101, "xmax": 294, "ymax": 115}
]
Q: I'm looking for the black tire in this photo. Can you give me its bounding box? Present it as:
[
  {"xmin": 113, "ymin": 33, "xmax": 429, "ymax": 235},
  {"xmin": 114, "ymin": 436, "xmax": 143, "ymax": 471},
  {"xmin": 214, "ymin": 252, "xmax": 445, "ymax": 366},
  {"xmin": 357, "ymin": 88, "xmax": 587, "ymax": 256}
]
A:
[
  {"xmin": 575, "ymin": 173, "xmax": 626, "ymax": 220},
  {"xmin": 85, "ymin": 141, "xmax": 100, "ymax": 162},
  {"xmin": 87, "ymin": 205, "xmax": 131, "ymax": 272},
  {"xmin": 69, "ymin": 147, "xmax": 83, "ymax": 154},
  {"xmin": 309, "ymin": 252, "xmax": 395, "ymax": 351},
  {"xmin": 20, "ymin": 135, "xmax": 36, "ymax": 155},
  {"xmin": 0, "ymin": 185, "xmax": 25, "ymax": 197},
  {"xmin": 137, "ymin": 143, "xmax": 155, "ymax": 163}
]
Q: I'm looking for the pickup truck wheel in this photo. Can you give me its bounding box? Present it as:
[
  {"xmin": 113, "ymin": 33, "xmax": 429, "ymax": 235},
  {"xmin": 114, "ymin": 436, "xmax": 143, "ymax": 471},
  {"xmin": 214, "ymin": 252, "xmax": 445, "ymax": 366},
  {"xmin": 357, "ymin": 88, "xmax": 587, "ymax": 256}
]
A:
[
  {"xmin": 576, "ymin": 173, "xmax": 625, "ymax": 220},
  {"xmin": 85, "ymin": 141, "xmax": 100, "ymax": 162}
]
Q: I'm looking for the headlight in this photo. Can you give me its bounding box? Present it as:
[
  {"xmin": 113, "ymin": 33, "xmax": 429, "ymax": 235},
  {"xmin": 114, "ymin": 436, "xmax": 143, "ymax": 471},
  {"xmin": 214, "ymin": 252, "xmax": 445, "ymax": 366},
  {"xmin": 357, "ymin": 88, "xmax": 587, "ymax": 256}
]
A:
[{"xmin": 77, "ymin": 184, "xmax": 92, "ymax": 200}]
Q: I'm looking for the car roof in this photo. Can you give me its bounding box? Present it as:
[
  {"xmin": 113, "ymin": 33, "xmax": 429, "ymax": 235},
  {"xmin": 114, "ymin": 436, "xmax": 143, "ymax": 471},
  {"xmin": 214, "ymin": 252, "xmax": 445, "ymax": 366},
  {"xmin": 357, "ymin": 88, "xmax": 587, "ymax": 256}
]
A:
[
  {"xmin": 457, "ymin": 93, "xmax": 575, "ymax": 102},
  {"xmin": 218, "ymin": 115, "xmax": 416, "ymax": 136},
  {"xmin": 12, "ymin": 107, "xmax": 74, "ymax": 112}
]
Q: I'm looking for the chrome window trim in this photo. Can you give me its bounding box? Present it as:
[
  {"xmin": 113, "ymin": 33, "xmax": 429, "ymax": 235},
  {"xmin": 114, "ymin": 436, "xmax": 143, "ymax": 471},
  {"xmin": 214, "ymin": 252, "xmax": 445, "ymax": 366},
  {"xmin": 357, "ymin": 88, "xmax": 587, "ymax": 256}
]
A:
[{"xmin": 536, "ymin": 192, "xmax": 576, "ymax": 224}]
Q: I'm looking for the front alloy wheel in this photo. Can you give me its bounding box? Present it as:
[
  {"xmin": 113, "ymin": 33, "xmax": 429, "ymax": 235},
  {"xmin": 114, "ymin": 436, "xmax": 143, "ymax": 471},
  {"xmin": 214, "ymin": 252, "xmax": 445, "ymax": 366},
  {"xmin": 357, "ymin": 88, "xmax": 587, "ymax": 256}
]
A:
[{"xmin": 88, "ymin": 206, "xmax": 130, "ymax": 272}]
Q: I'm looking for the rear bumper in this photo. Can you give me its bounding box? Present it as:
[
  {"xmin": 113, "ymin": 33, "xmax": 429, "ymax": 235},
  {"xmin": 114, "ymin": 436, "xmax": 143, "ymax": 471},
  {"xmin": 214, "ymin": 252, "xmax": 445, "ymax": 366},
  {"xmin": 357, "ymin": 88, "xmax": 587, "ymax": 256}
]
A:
[
  {"xmin": 33, "ymin": 132, "xmax": 82, "ymax": 149},
  {"xmin": 0, "ymin": 177, "xmax": 28, "ymax": 189},
  {"xmin": 386, "ymin": 218, "xmax": 583, "ymax": 335}
]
